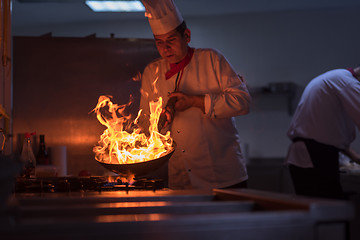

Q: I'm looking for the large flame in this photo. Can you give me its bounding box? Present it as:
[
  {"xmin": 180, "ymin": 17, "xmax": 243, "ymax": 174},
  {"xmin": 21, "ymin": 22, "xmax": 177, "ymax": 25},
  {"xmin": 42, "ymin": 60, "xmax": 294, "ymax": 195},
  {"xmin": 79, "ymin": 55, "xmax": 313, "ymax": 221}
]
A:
[{"xmin": 92, "ymin": 95, "xmax": 173, "ymax": 165}]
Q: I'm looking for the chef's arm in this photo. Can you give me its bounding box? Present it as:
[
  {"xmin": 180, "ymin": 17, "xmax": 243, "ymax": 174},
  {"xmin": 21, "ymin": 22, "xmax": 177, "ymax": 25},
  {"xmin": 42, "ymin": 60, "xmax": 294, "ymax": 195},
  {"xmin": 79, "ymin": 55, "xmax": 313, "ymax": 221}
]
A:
[
  {"xmin": 341, "ymin": 147, "xmax": 360, "ymax": 165},
  {"xmin": 205, "ymin": 84, "xmax": 251, "ymax": 118},
  {"xmin": 205, "ymin": 52, "xmax": 251, "ymax": 118},
  {"xmin": 168, "ymin": 86, "xmax": 250, "ymax": 118},
  {"xmin": 192, "ymin": 95, "xmax": 205, "ymax": 113}
]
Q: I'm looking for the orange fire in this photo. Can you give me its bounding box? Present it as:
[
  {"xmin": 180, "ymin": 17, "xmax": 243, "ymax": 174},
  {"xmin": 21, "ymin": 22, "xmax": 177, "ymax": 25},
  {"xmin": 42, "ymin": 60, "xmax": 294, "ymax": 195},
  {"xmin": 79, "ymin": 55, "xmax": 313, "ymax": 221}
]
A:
[
  {"xmin": 92, "ymin": 95, "xmax": 173, "ymax": 165},
  {"xmin": 107, "ymin": 174, "xmax": 135, "ymax": 185}
]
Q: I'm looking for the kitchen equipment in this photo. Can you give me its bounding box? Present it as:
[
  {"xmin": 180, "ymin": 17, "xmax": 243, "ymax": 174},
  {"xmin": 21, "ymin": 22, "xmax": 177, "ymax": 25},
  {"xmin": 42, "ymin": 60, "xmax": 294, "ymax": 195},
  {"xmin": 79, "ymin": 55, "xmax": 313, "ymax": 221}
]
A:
[
  {"xmin": 50, "ymin": 145, "xmax": 67, "ymax": 176},
  {"xmin": 14, "ymin": 176, "xmax": 166, "ymax": 193},
  {"xmin": 96, "ymin": 143, "xmax": 176, "ymax": 177},
  {"xmin": 0, "ymin": 155, "xmax": 22, "ymax": 211},
  {"xmin": 2, "ymin": 187, "xmax": 354, "ymax": 240},
  {"xmin": 0, "ymin": 128, "xmax": 22, "ymax": 210}
]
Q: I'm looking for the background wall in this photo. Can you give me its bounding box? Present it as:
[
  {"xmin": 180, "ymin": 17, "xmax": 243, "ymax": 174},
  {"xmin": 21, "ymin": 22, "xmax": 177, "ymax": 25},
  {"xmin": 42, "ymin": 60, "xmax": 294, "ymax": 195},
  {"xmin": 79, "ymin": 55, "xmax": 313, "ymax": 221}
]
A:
[
  {"xmin": 12, "ymin": 6, "xmax": 360, "ymax": 166},
  {"xmin": 12, "ymin": 35, "xmax": 161, "ymax": 176}
]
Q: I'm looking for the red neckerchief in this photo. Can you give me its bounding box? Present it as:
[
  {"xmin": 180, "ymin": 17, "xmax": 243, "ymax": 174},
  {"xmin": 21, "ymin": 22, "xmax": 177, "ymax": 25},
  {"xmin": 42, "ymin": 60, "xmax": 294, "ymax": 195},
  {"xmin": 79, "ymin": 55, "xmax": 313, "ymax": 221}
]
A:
[
  {"xmin": 165, "ymin": 47, "xmax": 194, "ymax": 80},
  {"xmin": 347, "ymin": 68, "xmax": 357, "ymax": 79}
]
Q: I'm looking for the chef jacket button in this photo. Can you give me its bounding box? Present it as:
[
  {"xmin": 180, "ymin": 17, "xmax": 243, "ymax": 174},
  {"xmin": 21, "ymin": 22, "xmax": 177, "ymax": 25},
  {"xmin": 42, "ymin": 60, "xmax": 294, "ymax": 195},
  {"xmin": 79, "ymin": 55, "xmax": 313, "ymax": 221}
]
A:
[{"xmin": 182, "ymin": 149, "xmax": 185, "ymax": 153}]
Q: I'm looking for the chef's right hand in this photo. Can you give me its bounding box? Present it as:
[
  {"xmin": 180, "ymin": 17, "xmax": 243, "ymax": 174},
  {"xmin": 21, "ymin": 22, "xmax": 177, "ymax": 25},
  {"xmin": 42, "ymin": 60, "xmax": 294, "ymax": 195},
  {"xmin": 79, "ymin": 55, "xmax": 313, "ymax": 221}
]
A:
[{"xmin": 158, "ymin": 97, "xmax": 177, "ymax": 131}]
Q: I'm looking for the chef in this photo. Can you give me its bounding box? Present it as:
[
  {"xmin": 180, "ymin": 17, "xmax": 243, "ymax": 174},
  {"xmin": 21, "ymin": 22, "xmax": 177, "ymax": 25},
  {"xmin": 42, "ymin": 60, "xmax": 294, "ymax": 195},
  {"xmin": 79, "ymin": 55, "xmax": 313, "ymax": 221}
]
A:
[
  {"xmin": 139, "ymin": 0, "xmax": 251, "ymax": 190},
  {"xmin": 286, "ymin": 65, "xmax": 360, "ymax": 200}
]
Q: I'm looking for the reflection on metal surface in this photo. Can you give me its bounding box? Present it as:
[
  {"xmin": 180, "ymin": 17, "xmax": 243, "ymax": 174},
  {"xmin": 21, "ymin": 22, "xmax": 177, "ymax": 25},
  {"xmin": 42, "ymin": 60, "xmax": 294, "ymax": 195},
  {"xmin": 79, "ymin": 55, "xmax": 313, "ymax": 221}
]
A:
[
  {"xmin": 96, "ymin": 213, "xmax": 164, "ymax": 222},
  {"xmin": 95, "ymin": 201, "xmax": 169, "ymax": 208}
]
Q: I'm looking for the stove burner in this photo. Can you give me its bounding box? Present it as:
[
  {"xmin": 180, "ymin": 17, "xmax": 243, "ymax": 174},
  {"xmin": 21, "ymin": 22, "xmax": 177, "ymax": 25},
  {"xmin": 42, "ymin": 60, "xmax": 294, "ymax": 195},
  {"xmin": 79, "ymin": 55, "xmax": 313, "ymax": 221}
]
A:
[{"xmin": 15, "ymin": 176, "xmax": 165, "ymax": 194}]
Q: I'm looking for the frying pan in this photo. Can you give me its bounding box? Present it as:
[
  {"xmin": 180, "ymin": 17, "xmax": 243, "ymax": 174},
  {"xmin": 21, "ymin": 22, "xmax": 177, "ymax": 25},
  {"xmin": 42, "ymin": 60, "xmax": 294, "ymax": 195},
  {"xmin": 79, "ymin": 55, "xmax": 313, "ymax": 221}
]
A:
[{"xmin": 96, "ymin": 142, "xmax": 176, "ymax": 177}]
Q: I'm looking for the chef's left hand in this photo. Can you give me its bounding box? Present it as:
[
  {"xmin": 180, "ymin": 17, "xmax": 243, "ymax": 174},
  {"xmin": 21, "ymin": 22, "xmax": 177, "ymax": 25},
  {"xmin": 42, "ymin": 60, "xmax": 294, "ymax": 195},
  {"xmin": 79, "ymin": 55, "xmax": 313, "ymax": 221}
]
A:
[
  {"xmin": 168, "ymin": 92, "xmax": 205, "ymax": 113},
  {"xmin": 343, "ymin": 148, "xmax": 360, "ymax": 165},
  {"xmin": 350, "ymin": 154, "xmax": 360, "ymax": 165}
]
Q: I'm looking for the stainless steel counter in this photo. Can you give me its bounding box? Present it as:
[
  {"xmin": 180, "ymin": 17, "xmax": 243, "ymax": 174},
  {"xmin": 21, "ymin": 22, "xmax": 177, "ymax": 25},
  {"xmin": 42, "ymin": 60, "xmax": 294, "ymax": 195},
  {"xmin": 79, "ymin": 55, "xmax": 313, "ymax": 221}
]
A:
[{"xmin": 0, "ymin": 188, "xmax": 354, "ymax": 240}]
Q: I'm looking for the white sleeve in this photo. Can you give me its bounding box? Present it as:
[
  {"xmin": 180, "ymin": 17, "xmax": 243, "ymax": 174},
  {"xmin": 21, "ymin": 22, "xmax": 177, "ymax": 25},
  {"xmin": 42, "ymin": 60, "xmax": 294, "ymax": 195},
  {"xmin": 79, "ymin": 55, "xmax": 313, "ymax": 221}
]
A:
[{"xmin": 205, "ymin": 52, "xmax": 251, "ymax": 118}]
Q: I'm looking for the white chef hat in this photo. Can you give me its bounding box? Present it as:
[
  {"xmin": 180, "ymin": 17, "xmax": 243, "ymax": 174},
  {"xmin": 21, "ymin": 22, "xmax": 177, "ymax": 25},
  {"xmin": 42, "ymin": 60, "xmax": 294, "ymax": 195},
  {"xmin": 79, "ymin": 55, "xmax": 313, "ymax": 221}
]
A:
[{"xmin": 141, "ymin": 0, "xmax": 184, "ymax": 35}]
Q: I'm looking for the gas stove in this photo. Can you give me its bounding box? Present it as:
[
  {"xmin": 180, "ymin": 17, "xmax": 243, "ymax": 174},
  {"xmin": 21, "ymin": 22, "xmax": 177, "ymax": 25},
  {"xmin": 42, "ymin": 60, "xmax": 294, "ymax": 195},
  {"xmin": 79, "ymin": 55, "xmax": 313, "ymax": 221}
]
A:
[{"xmin": 14, "ymin": 176, "xmax": 166, "ymax": 195}]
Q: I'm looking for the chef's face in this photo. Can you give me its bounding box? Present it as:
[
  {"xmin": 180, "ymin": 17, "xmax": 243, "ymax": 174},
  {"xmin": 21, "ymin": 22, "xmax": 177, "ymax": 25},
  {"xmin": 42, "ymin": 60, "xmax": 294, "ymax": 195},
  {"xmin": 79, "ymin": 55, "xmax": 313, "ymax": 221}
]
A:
[{"xmin": 154, "ymin": 28, "xmax": 190, "ymax": 64}]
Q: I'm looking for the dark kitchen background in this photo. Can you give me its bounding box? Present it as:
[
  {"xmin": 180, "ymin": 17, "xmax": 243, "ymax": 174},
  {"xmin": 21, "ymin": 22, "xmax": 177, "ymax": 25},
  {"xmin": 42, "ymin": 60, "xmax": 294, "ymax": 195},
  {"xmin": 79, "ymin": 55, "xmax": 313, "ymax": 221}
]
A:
[
  {"xmin": 1, "ymin": 1, "xmax": 360, "ymax": 240},
  {"xmin": 2, "ymin": 0, "xmax": 360, "ymax": 189}
]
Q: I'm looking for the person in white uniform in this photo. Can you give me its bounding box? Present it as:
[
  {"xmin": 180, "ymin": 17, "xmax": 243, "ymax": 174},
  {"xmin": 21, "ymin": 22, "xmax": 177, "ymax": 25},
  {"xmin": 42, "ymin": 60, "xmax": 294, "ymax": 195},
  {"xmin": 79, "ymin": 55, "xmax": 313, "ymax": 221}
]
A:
[
  {"xmin": 139, "ymin": 0, "xmax": 251, "ymax": 190},
  {"xmin": 286, "ymin": 66, "xmax": 360, "ymax": 199}
]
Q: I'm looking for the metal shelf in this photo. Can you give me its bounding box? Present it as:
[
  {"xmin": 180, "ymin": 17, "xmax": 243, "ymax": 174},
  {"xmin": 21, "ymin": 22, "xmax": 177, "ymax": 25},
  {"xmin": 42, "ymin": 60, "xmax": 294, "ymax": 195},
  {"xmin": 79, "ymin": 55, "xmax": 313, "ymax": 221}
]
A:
[{"xmin": 249, "ymin": 82, "xmax": 297, "ymax": 115}]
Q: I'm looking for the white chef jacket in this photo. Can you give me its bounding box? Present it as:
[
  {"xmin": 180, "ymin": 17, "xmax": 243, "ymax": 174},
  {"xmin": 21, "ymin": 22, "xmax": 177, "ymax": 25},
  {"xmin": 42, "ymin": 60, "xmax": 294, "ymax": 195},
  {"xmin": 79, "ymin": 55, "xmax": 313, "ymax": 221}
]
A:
[
  {"xmin": 140, "ymin": 48, "xmax": 251, "ymax": 190},
  {"xmin": 286, "ymin": 69, "xmax": 360, "ymax": 168}
]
